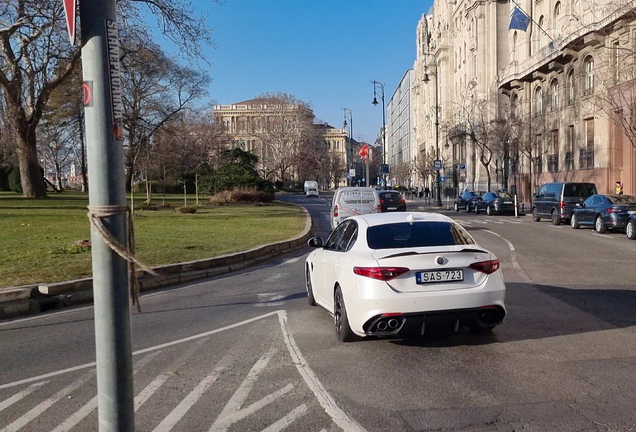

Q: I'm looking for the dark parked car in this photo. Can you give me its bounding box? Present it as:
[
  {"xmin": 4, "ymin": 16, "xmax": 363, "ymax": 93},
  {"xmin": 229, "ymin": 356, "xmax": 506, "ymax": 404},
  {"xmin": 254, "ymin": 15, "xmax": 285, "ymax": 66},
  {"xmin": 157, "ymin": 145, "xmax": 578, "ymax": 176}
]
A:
[
  {"xmin": 474, "ymin": 191, "xmax": 516, "ymax": 215},
  {"xmin": 626, "ymin": 214, "xmax": 636, "ymax": 240},
  {"xmin": 570, "ymin": 194, "xmax": 636, "ymax": 233},
  {"xmin": 454, "ymin": 190, "xmax": 482, "ymax": 212},
  {"xmin": 532, "ymin": 182, "xmax": 598, "ymax": 225},
  {"xmin": 378, "ymin": 190, "xmax": 406, "ymax": 212}
]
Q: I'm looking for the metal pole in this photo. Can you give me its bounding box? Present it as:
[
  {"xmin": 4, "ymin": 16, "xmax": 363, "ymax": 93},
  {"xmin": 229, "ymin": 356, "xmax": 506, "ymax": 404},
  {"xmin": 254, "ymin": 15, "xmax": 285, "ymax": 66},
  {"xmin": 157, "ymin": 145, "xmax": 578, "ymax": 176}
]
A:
[
  {"xmin": 435, "ymin": 72, "xmax": 442, "ymax": 206},
  {"xmin": 381, "ymin": 86, "xmax": 386, "ymax": 188},
  {"xmin": 80, "ymin": 1, "xmax": 135, "ymax": 430}
]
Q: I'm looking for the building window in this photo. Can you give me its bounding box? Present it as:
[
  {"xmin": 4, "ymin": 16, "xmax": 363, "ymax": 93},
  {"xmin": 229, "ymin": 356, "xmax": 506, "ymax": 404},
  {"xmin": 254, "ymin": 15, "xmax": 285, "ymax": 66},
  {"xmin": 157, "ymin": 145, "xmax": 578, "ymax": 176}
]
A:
[
  {"xmin": 580, "ymin": 118, "xmax": 594, "ymax": 169},
  {"xmin": 613, "ymin": 41, "xmax": 620, "ymax": 83},
  {"xmin": 548, "ymin": 129, "xmax": 559, "ymax": 172},
  {"xmin": 567, "ymin": 69, "xmax": 574, "ymax": 105},
  {"xmin": 554, "ymin": 2, "xmax": 561, "ymax": 38},
  {"xmin": 584, "ymin": 56, "xmax": 594, "ymax": 95},
  {"xmin": 535, "ymin": 134, "xmax": 543, "ymax": 173},
  {"xmin": 513, "ymin": 31, "xmax": 519, "ymax": 62},
  {"xmin": 550, "ymin": 79, "xmax": 559, "ymax": 111},
  {"xmin": 566, "ymin": 125, "xmax": 574, "ymax": 170},
  {"xmin": 536, "ymin": 87, "xmax": 543, "ymax": 115},
  {"xmin": 538, "ymin": 16, "xmax": 545, "ymax": 48}
]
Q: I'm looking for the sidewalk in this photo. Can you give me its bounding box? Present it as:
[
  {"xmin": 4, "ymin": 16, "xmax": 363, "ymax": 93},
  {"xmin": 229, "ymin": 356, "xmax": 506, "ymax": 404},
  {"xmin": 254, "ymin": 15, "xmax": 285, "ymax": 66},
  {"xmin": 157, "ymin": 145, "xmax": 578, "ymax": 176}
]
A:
[{"xmin": 0, "ymin": 206, "xmax": 313, "ymax": 320}]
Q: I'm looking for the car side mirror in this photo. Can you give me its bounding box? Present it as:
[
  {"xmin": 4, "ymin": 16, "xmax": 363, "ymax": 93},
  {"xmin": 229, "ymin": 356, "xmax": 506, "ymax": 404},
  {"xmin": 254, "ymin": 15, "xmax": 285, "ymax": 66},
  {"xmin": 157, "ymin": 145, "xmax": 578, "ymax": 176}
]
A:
[
  {"xmin": 307, "ymin": 237, "xmax": 324, "ymax": 248},
  {"xmin": 580, "ymin": 203, "xmax": 586, "ymax": 208}
]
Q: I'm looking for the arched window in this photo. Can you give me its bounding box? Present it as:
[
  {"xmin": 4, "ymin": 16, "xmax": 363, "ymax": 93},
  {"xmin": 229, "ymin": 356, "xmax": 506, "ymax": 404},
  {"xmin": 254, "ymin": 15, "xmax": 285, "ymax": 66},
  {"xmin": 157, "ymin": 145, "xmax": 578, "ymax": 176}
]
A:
[
  {"xmin": 536, "ymin": 86, "xmax": 543, "ymax": 114},
  {"xmin": 513, "ymin": 31, "xmax": 519, "ymax": 62},
  {"xmin": 567, "ymin": 69, "xmax": 575, "ymax": 104},
  {"xmin": 538, "ymin": 16, "xmax": 545, "ymax": 48},
  {"xmin": 551, "ymin": 79, "xmax": 559, "ymax": 110},
  {"xmin": 585, "ymin": 56, "xmax": 594, "ymax": 94},
  {"xmin": 554, "ymin": 2, "xmax": 561, "ymax": 37}
]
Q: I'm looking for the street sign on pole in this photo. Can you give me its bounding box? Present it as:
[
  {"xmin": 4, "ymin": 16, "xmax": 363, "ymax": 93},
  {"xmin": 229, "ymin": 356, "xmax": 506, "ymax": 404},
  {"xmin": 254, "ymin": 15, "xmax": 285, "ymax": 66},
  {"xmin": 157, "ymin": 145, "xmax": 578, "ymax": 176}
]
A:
[
  {"xmin": 62, "ymin": 0, "xmax": 77, "ymax": 45},
  {"xmin": 434, "ymin": 159, "xmax": 442, "ymax": 170},
  {"xmin": 440, "ymin": 176, "xmax": 447, "ymax": 182},
  {"xmin": 381, "ymin": 164, "xmax": 390, "ymax": 174},
  {"xmin": 349, "ymin": 168, "xmax": 356, "ymax": 177},
  {"xmin": 460, "ymin": 163, "xmax": 466, "ymax": 170}
]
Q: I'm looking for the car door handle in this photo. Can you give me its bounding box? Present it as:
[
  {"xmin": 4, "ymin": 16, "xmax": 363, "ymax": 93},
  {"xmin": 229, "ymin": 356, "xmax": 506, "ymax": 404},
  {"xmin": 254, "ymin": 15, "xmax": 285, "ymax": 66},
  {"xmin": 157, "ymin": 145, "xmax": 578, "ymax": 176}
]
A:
[{"xmin": 321, "ymin": 259, "xmax": 327, "ymax": 264}]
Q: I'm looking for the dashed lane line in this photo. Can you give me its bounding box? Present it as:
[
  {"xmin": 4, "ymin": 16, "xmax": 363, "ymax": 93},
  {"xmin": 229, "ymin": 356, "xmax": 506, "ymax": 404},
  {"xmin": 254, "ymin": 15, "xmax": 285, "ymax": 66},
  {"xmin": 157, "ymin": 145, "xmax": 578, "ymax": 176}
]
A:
[
  {"xmin": 482, "ymin": 230, "xmax": 532, "ymax": 284},
  {"xmin": 261, "ymin": 404, "xmax": 309, "ymax": 432},
  {"xmin": 591, "ymin": 233, "xmax": 615, "ymax": 239}
]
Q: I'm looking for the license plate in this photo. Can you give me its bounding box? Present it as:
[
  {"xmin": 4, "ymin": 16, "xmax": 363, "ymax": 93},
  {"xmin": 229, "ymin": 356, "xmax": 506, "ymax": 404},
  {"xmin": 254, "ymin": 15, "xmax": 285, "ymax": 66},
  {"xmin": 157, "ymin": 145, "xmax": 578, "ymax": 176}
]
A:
[
  {"xmin": 504, "ymin": 201, "xmax": 513, "ymax": 204},
  {"xmin": 416, "ymin": 269, "xmax": 464, "ymax": 284},
  {"xmin": 387, "ymin": 207, "xmax": 397, "ymax": 210}
]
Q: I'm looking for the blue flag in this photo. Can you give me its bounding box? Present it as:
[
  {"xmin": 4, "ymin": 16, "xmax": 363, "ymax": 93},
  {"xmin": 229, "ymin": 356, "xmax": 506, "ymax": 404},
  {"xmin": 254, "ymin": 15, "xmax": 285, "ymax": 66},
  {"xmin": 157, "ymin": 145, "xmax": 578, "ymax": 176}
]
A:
[{"xmin": 509, "ymin": 6, "xmax": 531, "ymax": 32}]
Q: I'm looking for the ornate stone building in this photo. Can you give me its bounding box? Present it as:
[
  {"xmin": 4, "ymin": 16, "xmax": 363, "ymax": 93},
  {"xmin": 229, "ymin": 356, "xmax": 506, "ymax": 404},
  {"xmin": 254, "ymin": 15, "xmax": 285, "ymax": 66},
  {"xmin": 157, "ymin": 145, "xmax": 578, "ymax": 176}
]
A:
[{"xmin": 411, "ymin": 0, "xmax": 636, "ymax": 199}]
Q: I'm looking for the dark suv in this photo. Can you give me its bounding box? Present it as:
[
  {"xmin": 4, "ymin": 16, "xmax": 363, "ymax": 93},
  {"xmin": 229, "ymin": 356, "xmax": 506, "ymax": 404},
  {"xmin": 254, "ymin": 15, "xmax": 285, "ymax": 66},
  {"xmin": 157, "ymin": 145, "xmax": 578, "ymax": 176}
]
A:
[{"xmin": 532, "ymin": 182, "xmax": 598, "ymax": 225}]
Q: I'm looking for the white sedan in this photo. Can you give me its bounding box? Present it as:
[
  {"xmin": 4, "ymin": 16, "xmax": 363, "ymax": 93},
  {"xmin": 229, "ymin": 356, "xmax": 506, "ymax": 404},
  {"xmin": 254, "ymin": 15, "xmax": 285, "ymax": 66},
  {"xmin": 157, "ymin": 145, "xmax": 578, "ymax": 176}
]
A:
[{"xmin": 305, "ymin": 212, "xmax": 506, "ymax": 342}]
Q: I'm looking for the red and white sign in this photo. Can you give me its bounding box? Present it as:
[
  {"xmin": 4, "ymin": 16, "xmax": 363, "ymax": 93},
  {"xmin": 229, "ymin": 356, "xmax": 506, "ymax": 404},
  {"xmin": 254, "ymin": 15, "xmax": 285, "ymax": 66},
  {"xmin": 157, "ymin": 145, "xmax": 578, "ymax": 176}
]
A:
[
  {"xmin": 358, "ymin": 144, "xmax": 369, "ymax": 159},
  {"xmin": 62, "ymin": 0, "xmax": 77, "ymax": 45}
]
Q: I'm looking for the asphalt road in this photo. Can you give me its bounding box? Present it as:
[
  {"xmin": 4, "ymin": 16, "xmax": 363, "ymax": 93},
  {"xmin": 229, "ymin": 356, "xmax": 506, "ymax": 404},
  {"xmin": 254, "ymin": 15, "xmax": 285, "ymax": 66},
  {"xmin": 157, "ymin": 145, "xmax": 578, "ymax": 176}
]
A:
[{"xmin": 1, "ymin": 193, "xmax": 636, "ymax": 432}]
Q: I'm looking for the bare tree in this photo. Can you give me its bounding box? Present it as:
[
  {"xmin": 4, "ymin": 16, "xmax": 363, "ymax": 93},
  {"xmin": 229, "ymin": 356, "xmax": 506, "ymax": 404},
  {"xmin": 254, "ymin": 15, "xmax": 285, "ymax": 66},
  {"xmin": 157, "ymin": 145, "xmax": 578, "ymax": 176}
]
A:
[
  {"xmin": 248, "ymin": 93, "xmax": 316, "ymax": 185},
  {"xmin": 0, "ymin": 0, "xmax": 217, "ymax": 198}
]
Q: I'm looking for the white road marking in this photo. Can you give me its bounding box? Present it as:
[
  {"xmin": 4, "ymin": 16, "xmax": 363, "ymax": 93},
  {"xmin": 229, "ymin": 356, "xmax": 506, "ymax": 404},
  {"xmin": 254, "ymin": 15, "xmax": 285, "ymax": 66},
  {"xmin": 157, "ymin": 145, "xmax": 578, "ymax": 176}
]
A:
[
  {"xmin": 209, "ymin": 348, "xmax": 282, "ymax": 432},
  {"xmin": 503, "ymin": 219, "xmax": 521, "ymax": 224},
  {"xmin": 261, "ymin": 404, "xmax": 309, "ymax": 432},
  {"xmin": 278, "ymin": 257, "xmax": 302, "ymax": 266},
  {"xmin": 50, "ymin": 352, "xmax": 161, "ymax": 432},
  {"xmin": 135, "ymin": 339, "xmax": 209, "ymax": 412},
  {"xmin": 263, "ymin": 273, "xmax": 288, "ymax": 283},
  {"xmin": 591, "ymin": 233, "xmax": 614, "ymax": 239},
  {"xmin": 484, "ymin": 219, "xmax": 504, "ymax": 224},
  {"xmin": 0, "ymin": 370, "xmax": 95, "ymax": 432},
  {"xmin": 547, "ymin": 225, "xmax": 563, "ymax": 229},
  {"xmin": 255, "ymin": 302, "xmax": 285, "ymax": 307},
  {"xmin": 277, "ymin": 311, "xmax": 368, "ymax": 432},
  {"xmin": 152, "ymin": 358, "xmax": 230, "ymax": 432},
  {"xmin": 0, "ymin": 382, "xmax": 48, "ymax": 413},
  {"xmin": 484, "ymin": 230, "xmax": 515, "ymax": 251},
  {"xmin": 0, "ymin": 311, "xmax": 279, "ymax": 390},
  {"xmin": 469, "ymin": 219, "xmax": 488, "ymax": 224}
]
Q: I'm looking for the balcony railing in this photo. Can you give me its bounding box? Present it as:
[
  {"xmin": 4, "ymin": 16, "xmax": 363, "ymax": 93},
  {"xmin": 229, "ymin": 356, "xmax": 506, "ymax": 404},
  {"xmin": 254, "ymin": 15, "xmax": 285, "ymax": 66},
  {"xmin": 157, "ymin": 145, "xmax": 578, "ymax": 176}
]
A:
[
  {"xmin": 579, "ymin": 148, "xmax": 594, "ymax": 169},
  {"xmin": 565, "ymin": 151, "xmax": 574, "ymax": 171},
  {"xmin": 547, "ymin": 154, "xmax": 559, "ymax": 172}
]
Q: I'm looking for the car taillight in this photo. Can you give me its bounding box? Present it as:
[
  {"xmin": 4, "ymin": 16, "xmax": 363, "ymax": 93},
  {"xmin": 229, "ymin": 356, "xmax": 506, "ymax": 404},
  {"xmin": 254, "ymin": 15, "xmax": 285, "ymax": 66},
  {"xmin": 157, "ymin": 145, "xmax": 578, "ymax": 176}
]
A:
[
  {"xmin": 399, "ymin": 199, "xmax": 405, "ymax": 204},
  {"xmin": 559, "ymin": 201, "xmax": 566, "ymax": 209},
  {"xmin": 333, "ymin": 205, "xmax": 338, "ymax": 217},
  {"xmin": 469, "ymin": 259, "xmax": 500, "ymax": 274},
  {"xmin": 380, "ymin": 199, "xmax": 385, "ymax": 204},
  {"xmin": 377, "ymin": 205, "xmax": 381, "ymax": 213},
  {"xmin": 607, "ymin": 208, "xmax": 625, "ymax": 213},
  {"xmin": 353, "ymin": 267, "xmax": 410, "ymax": 281}
]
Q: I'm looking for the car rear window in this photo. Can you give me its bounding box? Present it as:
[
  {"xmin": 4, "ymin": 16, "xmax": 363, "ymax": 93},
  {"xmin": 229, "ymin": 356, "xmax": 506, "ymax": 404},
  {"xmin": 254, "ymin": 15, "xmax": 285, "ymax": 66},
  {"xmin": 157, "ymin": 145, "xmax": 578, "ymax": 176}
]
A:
[
  {"xmin": 564, "ymin": 183, "xmax": 597, "ymax": 198},
  {"xmin": 381, "ymin": 192, "xmax": 401, "ymax": 200},
  {"xmin": 608, "ymin": 195, "xmax": 636, "ymax": 204},
  {"xmin": 366, "ymin": 221, "xmax": 475, "ymax": 249}
]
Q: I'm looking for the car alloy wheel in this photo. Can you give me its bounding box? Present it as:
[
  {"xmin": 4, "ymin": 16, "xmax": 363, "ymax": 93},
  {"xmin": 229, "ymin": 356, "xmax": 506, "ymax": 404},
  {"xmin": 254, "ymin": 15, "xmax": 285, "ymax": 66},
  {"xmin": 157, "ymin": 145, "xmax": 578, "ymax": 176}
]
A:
[
  {"xmin": 627, "ymin": 220, "xmax": 636, "ymax": 240},
  {"xmin": 551, "ymin": 210, "xmax": 561, "ymax": 226},
  {"xmin": 454, "ymin": 203, "xmax": 459, "ymax": 211},
  {"xmin": 595, "ymin": 216, "xmax": 606, "ymax": 233},
  {"xmin": 486, "ymin": 206, "xmax": 492, "ymax": 216},
  {"xmin": 465, "ymin": 203, "xmax": 470, "ymax": 212},
  {"xmin": 532, "ymin": 208, "xmax": 541, "ymax": 222},
  {"xmin": 571, "ymin": 213, "xmax": 580, "ymax": 229},
  {"xmin": 334, "ymin": 286, "xmax": 356, "ymax": 342},
  {"xmin": 306, "ymin": 267, "xmax": 316, "ymax": 306}
]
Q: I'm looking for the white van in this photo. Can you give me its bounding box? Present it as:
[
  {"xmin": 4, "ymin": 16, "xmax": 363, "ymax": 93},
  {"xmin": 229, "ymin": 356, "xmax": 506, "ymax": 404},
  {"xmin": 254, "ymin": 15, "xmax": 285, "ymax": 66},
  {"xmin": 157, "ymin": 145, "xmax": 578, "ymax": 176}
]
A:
[
  {"xmin": 330, "ymin": 187, "xmax": 381, "ymax": 230},
  {"xmin": 304, "ymin": 180, "xmax": 319, "ymax": 197}
]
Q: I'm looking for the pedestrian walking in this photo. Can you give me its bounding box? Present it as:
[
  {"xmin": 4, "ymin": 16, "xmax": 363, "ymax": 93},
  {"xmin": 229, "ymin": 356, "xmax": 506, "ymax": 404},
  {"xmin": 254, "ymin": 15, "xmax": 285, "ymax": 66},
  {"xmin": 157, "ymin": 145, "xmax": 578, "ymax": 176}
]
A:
[{"xmin": 616, "ymin": 180, "xmax": 624, "ymax": 195}]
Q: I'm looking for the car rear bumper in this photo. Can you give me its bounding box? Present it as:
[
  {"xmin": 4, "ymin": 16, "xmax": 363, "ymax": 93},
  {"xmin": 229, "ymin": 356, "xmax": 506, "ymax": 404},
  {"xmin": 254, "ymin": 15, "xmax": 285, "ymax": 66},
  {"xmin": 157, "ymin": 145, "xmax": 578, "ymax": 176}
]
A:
[{"xmin": 344, "ymin": 273, "xmax": 506, "ymax": 337}]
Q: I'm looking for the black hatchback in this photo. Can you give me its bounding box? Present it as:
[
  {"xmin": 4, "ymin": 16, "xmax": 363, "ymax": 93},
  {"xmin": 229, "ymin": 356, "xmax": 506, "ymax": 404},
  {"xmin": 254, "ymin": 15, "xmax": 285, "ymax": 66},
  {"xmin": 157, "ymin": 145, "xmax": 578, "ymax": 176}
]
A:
[
  {"xmin": 378, "ymin": 190, "xmax": 406, "ymax": 212},
  {"xmin": 454, "ymin": 190, "xmax": 482, "ymax": 212}
]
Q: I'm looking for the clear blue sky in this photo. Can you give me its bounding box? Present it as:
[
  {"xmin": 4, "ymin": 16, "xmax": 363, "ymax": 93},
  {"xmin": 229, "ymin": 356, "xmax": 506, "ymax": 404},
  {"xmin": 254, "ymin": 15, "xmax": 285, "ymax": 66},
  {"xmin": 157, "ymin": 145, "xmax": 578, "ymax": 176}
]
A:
[{"xmin": 190, "ymin": 0, "xmax": 432, "ymax": 144}]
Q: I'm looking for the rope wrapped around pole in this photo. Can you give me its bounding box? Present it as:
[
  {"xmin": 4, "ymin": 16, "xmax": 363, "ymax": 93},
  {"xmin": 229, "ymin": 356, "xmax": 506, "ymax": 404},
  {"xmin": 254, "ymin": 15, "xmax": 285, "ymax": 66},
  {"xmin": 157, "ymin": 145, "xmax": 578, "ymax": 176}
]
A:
[{"xmin": 87, "ymin": 205, "xmax": 158, "ymax": 312}]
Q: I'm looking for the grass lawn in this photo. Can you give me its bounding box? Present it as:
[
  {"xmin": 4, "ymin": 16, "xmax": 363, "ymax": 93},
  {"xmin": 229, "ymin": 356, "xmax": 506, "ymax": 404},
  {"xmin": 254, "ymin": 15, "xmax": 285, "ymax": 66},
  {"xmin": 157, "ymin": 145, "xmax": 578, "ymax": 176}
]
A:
[{"xmin": 0, "ymin": 191, "xmax": 306, "ymax": 288}]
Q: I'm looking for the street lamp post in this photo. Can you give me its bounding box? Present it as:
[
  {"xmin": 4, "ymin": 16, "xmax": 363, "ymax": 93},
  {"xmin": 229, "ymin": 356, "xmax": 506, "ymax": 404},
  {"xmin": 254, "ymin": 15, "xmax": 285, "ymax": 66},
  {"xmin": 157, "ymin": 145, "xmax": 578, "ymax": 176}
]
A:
[
  {"xmin": 343, "ymin": 108, "xmax": 353, "ymax": 186},
  {"xmin": 422, "ymin": 67, "xmax": 442, "ymax": 206},
  {"xmin": 372, "ymin": 80, "xmax": 386, "ymax": 188}
]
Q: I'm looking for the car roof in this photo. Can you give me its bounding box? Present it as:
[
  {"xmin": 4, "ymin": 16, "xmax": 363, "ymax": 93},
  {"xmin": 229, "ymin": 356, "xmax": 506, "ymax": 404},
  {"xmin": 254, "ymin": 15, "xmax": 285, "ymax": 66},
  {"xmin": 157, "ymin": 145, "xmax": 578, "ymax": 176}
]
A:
[
  {"xmin": 379, "ymin": 190, "xmax": 400, "ymax": 193},
  {"xmin": 357, "ymin": 212, "xmax": 453, "ymax": 227}
]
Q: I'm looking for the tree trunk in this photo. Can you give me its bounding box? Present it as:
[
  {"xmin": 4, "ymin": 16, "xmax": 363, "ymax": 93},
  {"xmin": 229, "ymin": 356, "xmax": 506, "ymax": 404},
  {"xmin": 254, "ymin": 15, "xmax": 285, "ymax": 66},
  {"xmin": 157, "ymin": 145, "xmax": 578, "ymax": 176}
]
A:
[{"xmin": 17, "ymin": 130, "xmax": 47, "ymax": 198}]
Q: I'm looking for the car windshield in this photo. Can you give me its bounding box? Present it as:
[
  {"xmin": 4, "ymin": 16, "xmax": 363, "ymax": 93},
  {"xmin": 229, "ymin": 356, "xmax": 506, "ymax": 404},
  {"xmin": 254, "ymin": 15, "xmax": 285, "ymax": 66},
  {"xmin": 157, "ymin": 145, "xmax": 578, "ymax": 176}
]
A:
[
  {"xmin": 366, "ymin": 221, "xmax": 475, "ymax": 249},
  {"xmin": 608, "ymin": 195, "xmax": 636, "ymax": 204},
  {"xmin": 564, "ymin": 183, "xmax": 597, "ymax": 198}
]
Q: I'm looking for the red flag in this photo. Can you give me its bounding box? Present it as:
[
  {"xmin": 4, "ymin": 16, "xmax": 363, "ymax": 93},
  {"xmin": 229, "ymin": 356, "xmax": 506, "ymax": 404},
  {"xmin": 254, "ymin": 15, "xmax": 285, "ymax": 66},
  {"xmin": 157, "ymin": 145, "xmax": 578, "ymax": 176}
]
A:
[{"xmin": 358, "ymin": 144, "xmax": 369, "ymax": 159}]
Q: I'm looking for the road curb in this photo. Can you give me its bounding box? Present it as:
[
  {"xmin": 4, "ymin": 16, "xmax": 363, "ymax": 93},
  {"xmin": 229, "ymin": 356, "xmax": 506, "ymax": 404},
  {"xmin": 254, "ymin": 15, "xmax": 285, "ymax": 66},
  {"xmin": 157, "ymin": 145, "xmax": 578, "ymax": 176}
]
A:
[{"xmin": 0, "ymin": 205, "xmax": 313, "ymax": 320}]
